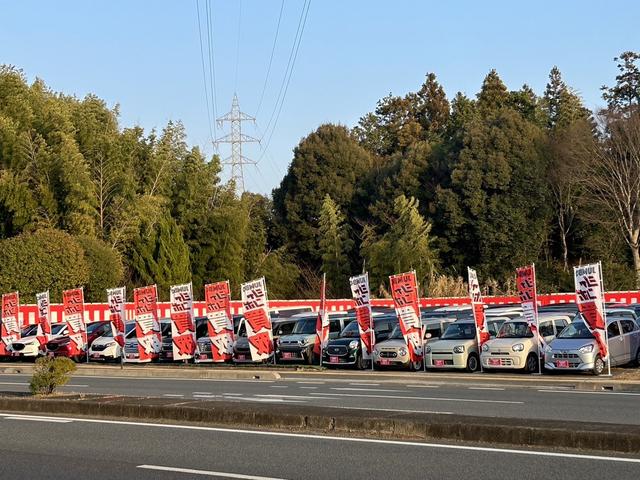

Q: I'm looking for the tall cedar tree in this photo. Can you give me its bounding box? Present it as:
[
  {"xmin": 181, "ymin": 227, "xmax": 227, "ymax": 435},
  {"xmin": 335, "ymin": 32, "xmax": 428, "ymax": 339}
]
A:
[{"xmin": 318, "ymin": 195, "xmax": 353, "ymax": 297}]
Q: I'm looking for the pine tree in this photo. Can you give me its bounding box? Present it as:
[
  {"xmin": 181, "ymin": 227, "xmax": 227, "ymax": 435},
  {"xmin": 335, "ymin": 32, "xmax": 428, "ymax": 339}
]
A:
[{"xmin": 318, "ymin": 195, "xmax": 353, "ymax": 297}]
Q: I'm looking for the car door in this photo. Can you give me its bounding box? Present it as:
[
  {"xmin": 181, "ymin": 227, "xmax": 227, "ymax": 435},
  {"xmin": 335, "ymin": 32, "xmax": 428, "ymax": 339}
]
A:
[
  {"xmin": 619, "ymin": 319, "xmax": 639, "ymax": 364},
  {"xmin": 539, "ymin": 320, "xmax": 555, "ymax": 344},
  {"xmin": 607, "ymin": 320, "xmax": 623, "ymax": 366}
]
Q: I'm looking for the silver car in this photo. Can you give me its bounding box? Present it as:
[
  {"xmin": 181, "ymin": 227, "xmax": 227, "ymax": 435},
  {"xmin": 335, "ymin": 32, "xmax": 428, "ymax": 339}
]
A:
[{"xmin": 544, "ymin": 314, "xmax": 640, "ymax": 375}]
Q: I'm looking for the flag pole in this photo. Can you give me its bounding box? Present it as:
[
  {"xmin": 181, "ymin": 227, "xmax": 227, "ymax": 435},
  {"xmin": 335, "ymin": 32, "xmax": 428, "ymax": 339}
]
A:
[
  {"xmin": 532, "ymin": 264, "xmax": 542, "ymax": 375},
  {"xmin": 598, "ymin": 261, "xmax": 612, "ymax": 376}
]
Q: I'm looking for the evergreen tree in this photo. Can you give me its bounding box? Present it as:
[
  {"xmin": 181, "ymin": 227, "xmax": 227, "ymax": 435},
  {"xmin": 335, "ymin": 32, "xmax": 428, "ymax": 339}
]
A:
[{"xmin": 318, "ymin": 195, "xmax": 353, "ymax": 297}]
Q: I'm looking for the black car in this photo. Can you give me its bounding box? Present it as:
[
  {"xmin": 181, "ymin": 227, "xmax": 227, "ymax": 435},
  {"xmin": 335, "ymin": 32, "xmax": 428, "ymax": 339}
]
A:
[{"xmin": 323, "ymin": 314, "xmax": 398, "ymax": 369}]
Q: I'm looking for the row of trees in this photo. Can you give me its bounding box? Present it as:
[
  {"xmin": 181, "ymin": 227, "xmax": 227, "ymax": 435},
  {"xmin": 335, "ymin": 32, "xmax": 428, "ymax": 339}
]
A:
[{"xmin": 0, "ymin": 52, "xmax": 639, "ymax": 300}]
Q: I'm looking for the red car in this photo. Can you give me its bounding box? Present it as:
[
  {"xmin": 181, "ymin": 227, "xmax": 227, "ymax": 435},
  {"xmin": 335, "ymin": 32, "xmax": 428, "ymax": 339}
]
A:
[{"xmin": 46, "ymin": 321, "xmax": 113, "ymax": 362}]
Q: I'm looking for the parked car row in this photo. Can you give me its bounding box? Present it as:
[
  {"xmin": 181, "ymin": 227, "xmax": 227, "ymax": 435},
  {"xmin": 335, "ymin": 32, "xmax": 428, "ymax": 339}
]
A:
[{"xmin": 3, "ymin": 304, "xmax": 640, "ymax": 375}]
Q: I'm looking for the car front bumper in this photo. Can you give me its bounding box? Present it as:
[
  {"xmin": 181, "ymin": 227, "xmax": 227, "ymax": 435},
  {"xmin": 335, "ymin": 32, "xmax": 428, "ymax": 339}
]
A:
[
  {"xmin": 544, "ymin": 351, "xmax": 596, "ymax": 371},
  {"xmin": 426, "ymin": 351, "xmax": 467, "ymax": 369}
]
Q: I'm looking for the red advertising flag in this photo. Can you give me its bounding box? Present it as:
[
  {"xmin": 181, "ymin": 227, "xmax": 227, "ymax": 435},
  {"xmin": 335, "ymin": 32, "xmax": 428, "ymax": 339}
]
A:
[
  {"xmin": 62, "ymin": 288, "xmax": 86, "ymax": 356},
  {"xmin": 314, "ymin": 273, "xmax": 329, "ymax": 357},
  {"xmin": 241, "ymin": 278, "xmax": 273, "ymax": 361},
  {"xmin": 133, "ymin": 285, "xmax": 161, "ymax": 362},
  {"xmin": 574, "ymin": 263, "xmax": 608, "ymax": 360},
  {"xmin": 35, "ymin": 291, "xmax": 51, "ymax": 349},
  {"xmin": 1, "ymin": 292, "xmax": 20, "ymax": 356},
  {"xmin": 389, "ymin": 271, "xmax": 423, "ymax": 363},
  {"xmin": 170, "ymin": 283, "xmax": 195, "ymax": 360},
  {"xmin": 516, "ymin": 265, "xmax": 543, "ymax": 347},
  {"xmin": 468, "ymin": 268, "xmax": 489, "ymax": 346},
  {"xmin": 107, "ymin": 287, "xmax": 126, "ymax": 348},
  {"xmin": 204, "ymin": 281, "xmax": 234, "ymax": 362},
  {"xmin": 349, "ymin": 273, "xmax": 374, "ymax": 359}
]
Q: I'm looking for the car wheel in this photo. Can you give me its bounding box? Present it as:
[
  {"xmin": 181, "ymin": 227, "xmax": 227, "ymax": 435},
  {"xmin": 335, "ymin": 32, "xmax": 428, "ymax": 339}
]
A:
[
  {"xmin": 466, "ymin": 354, "xmax": 479, "ymax": 373},
  {"xmin": 356, "ymin": 352, "xmax": 365, "ymax": 370},
  {"xmin": 593, "ymin": 355, "xmax": 605, "ymax": 376},
  {"xmin": 525, "ymin": 353, "xmax": 539, "ymax": 374},
  {"xmin": 634, "ymin": 348, "xmax": 640, "ymax": 367},
  {"xmin": 410, "ymin": 360, "xmax": 423, "ymax": 372},
  {"xmin": 306, "ymin": 349, "xmax": 315, "ymax": 366}
]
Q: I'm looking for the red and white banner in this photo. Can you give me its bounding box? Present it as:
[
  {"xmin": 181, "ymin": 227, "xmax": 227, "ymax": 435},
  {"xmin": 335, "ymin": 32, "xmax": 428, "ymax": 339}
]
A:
[
  {"xmin": 62, "ymin": 288, "xmax": 86, "ymax": 356},
  {"xmin": 170, "ymin": 283, "xmax": 196, "ymax": 360},
  {"xmin": 1, "ymin": 292, "xmax": 20, "ymax": 356},
  {"xmin": 574, "ymin": 262, "xmax": 609, "ymax": 360},
  {"xmin": 204, "ymin": 281, "xmax": 234, "ymax": 362},
  {"xmin": 389, "ymin": 271, "xmax": 423, "ymax": 363},
  {"xmin": 132, "ymin": 285, "xmax": 161, "ymax": 362},
  {"xmin": 107, "ymin": 287, "xmax": 126, "ymax": 350},
  {"xmin": 314, "ymin": 273, "xmax": 329, "ymax": 360},
  {"xmin": 241, "ymin": 278, "xmax": 274, "ymax": 361},
  {"xmin": 35, "ymin": 291, "xmax": 51, "ymax": 349},
  {"xmin": 516, "ymin": 264, "xmax": 542, "ymax": 346},
  {"xmin": 349, "ymin": 273, "xmax": 374, "ymax": 359},
  {"xmin": 468, "ymin": 268, "xmax": 489, "ymax": 346}
]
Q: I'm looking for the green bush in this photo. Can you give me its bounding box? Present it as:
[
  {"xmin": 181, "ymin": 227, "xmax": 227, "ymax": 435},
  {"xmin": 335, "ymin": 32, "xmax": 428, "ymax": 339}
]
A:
[
  {"xmin": 29, "ymin": 356, "xmax": 77, "ymax": 396},
  {"xmin": 0, "ymin": 228, "xmax": 89, "ymax": 302},
  {"xmin": 77, "ymin": 235, "xmax": 124, "ymax": 302}
]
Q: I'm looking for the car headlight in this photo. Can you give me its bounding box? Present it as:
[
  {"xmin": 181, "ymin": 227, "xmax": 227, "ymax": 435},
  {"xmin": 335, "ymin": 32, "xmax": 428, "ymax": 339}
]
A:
[
  {"xmin": 398, "ymin": 347, "xmax": 407, "ymax": 357},
  {"xmin": 482, "ymin": 344, "xmax": 489, "ymax": 352},
  {"xmin": 348, "ymin": 340, "xmax": 359, "ymax": 349},
  {"xmin": 453, "ymin": 345, "xmax": 465, "ymax": 354},
  {"xmin": 512, "ymin": 343, "xmax": 524, "ymax": 352},
  {"xmin": 425, "ymin": 345, "xmax": 431, "ymax": 354},
  {"xmin": 578, "ymin": 344, "xmax": 594, "ymax": 354}
]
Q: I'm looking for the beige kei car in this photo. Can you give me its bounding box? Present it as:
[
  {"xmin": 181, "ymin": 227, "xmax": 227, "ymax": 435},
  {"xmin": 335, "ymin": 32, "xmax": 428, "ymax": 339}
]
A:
[{"xmin": 480, "ymin": 313, "xmax": 571, "ymax": 373}]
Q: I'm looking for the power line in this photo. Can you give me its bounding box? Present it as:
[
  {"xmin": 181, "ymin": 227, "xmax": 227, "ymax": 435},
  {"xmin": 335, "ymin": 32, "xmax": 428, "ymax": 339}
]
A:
[
  {"xmin": 254, "ymin": 0, "xmax": 285, "ymax": 118},
  {"xmin": 234, "ymin": 0, "xmax": 242, "ymax": 92},
  {"xmin": 205, "ymin": 0, "xmax": 218, "ymax": 142},
  {"xmin": 195, "ymin": 0, "xmax": 213, "ymax": 143},
  {"xmin": 259, "ymin": 0, "xmax": 311, "ymax": 161}
]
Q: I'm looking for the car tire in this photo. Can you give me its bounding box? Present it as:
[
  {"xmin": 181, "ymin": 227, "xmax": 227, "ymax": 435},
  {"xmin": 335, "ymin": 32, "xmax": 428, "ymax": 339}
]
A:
[
  {"xmin": 634, "ymin": 348, "xmax": 640, "ymax": 367},
  {"xmin": 466, "ymin": 354, "xmax": 479, "ymax": 373},
  {"xmin": 593, "ymin": 355, "xmax": 605, "ymax": 376},
  {"xmin": 410, "ymin": 360, "xmax": 423, "ymax": 372},
  {"xmin": 525, "ymin": 353, "xmax": 539, "ymax": 374},
  {"xmin": 356, "ymin": 352, "xmax": 365, "ymax": 370}
]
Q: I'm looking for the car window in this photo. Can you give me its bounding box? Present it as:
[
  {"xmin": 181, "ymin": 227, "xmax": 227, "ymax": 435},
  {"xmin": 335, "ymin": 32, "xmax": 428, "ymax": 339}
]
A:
[
  {"xmin": 487, "ymin": 321, "xmax": 502, "ymax": 337},
  {"xmin": 424, "ymin": 326, "xmax": 441, "ymax": 339},
  {"xmin": 539, "ymin": 322, "xmax": 554, "ymax": 337},
  {"xmin": 553, "ymin": 319, "xmax": 567, "ymax": 335},
  {"xmin": 329, "ymin": 319, "xmax": 342, "ymax": 333},
  {"xmin": 620, "ymin": 319, "xmax": 636, "ymax": 334},
  {"xmin": 558, "ymin": 321, "xmax": 594, "ymax": 339},
  {"xmin": 51, "ymin": 323, "xmax": 67, "ymax": 335},
  {"xmin": 196, "ymin": 321, "xmax": 209, "ymax": 338},
  {"xmin": 161, "ymin": 322, "xmax": 172, "ymax": 337},
  {"xmin": 607, "ymin": 321, "xmax": 621, "ymax": 338},
  {"xmin": 441, "ymin": 323, "xmax": 475, "ymax": 340}
]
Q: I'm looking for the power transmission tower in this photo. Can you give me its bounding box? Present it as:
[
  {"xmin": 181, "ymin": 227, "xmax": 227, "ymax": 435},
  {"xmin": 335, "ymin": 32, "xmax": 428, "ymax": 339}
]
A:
[{"xmin": 215, "ymin": 93, "xmax": 259, "ymax": 193}]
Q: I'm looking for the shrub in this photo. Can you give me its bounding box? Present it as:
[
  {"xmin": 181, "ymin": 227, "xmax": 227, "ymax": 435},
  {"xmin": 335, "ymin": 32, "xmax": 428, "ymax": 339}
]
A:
[
  {"xmin": 76, "ymin": 235, "xmax": 124, "ymax": 302},
  {"xmin": 29, "ymin": 357, "xmax": 77, "ymax": 396}
]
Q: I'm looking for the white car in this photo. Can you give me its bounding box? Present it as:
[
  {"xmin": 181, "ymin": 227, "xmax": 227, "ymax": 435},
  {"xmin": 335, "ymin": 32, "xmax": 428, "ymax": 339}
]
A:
[
  {"xmin": 89, "ymin": 323, "xmax": 135, "ymax": 362},
  {"xmin": 9, "ymin": 323, "xmax": 68, "ymax": 359}
]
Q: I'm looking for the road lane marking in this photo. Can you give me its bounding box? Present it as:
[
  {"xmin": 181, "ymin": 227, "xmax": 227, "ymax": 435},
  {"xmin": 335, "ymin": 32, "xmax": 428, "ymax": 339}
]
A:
[
  {"xmin": 407, "ymin": 385, "xmax": 440, "ymax": 388},
  {"xmin": 4, "ymin": 414, "xmax": 637, "ymax": 465},
  {"xmin": 349, "ymin": 383, "xmax": 380, "ymax": 386},
  {"xmin": 162, "ymin": 394, "xmax": 184, "ymax": 398},
  {"xmin": 137, "ymin": 464, "xmax": 287, "ymax": 479},
  {"xmin": 538, "ymin": 389, "xmax": 640, "ymax": 396},
  {"xmin": 4, "ymin": 416, "xmax": 72, "ymax": 423},
  {"xmin": 0, "ymin": 381, "xmax": 88, "ymax": 387},
  {"xmin": 255, "ymin": 394, "xmax": 331, "ymax": 400},
  {"xmin": 329, "ymin": 406, "xmax": 453, "ymax": 415},
  {"xmin": 193, "ymin": 392, "xmax": 213, "ymax": 395},
  {"xmin": 223, "ymin": 393, "xmax": 243, "ymax": 396},
  {"xmin": 468, "ymin": 387, "xmax": 505, "ymax": 391},
  {"xmin": 309, "ymin": 392, "xmax": 524, "ymax": 404},
  {"xmin": 331, "ymin": 388, "xmax": 407, "ymax": 393},
  {"xmin": 269, "ymin": 385, "xmax": 288, "ymax": 388},
  {"xmin": 295, "ymin": 381, "xmax": 325, "ymax": 385},
  {"xmin": 240, "ymin": 398, "xmax": 305, "ymax": 404},
  {"xmin": 300, "ymin": 386, "xmax": 317, "ymax": 389}
]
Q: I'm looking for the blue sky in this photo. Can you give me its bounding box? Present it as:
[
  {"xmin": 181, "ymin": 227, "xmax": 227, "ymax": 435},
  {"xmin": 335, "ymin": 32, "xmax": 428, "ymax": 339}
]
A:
[{"xmin": 1, "ymin": 0, "xmax": 638, "ymax": 194}]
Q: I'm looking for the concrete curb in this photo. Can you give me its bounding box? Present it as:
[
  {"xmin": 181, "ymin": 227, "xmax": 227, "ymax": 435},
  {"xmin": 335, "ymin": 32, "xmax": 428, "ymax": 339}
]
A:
[{"xmin": 0, "ymin": 395, "xmax": 638, "ymax": 455}]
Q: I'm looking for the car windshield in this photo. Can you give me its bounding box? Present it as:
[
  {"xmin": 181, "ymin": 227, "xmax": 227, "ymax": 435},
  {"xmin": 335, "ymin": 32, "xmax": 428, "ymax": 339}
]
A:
[
  {"xmin": 292, "ymin": 317, "xmax": 316, "ymax": 335},
  {"xmin": 86, "ymin": 322, "xmax": 106, "ymax": 334},
  {"xmin": 339, "ymin": 321, "xmax": 360, "ymax": 338},
  {"xmin": 557, "ymin": 321, "xmax": 594, "ymax": 339},
  {"xmin": 389, "ymin": 325, "xmax": 404, "ymax": 339},
  {"xmin": 51, "ymin": 323, "xmax": 66, "ymax": 335},
  {"xmin": 21, "ymin": 325, "xmax": 38, "ymax": 336},
  {"xmin": 441, "ymin": 323, "xmax": 475, "ymax": 340},
  {"xmin": 497, "ymin": 322, "xmax": 532, "ymax": 338}
]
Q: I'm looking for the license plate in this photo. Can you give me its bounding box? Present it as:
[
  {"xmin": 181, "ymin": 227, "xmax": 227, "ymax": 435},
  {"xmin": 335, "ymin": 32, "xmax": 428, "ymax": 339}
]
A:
[
  {"xmin": 166, "ymin": 352, "xmax": 173, "ymax": 358},
  {"xmin": 556, "ymin": 360, "xmax": 569, "ymax": 368},
  {"xmin": 282, "ymin": 352, "xmax": 294, "ymax": 359},
  {"xmin": 489, "ymin": 358, "xmax": 501, "ymax": 366},
  {"xmin": 126, "ymin": 353, "xmax": 136, "ymax": 359},
  {"xmin": 237, "ymin": 354, "xmax": 246, "ymax": 361},
  {"xmin": 199, "ymin": 354, "xmax": 207, "ymax": 360},
  {"xmin": 91, "ymin": 354, "xmax": 100, "ymax": 359},
  {"xmin": 380, "ymin": 359, "xmax": 390, "ymax": 366},
  {"xmin": 434, "ymin": 359, "xmax": 445, "ymax": 366},
  {"xmin": 329, "ymin": 356, "xmax": 339, "ymax": 364}
]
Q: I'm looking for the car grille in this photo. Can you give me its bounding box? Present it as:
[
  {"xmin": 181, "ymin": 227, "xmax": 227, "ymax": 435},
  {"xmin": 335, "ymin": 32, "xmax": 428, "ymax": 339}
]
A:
[
  {"xmin": 380, "ymin": 351, "xmax": 398, "ymax": 358},
  {"xmin": 12, "ymin": 343, "xmax": 25, "ymax": 351},
  {"xmin": 489, "ymin": 358, "xmax": 514, "ymax": 366},
  {"xmin": 91, "ymin": 344, "xmax": 108, "ymax": 352},
  {"xmin": 46, "ymin": 343, "xmax": 59, "ymax": 352},
  {"xmin": 431, "ymin": 351, "xmax": 453, "ymax": 355},
  {"xmin": 553, "ymin": 353, "xmax": 579, "ymax": 359},
  {"xmin": 490, "ymin": 350, "xmax": 510, "ymax": 355},
  {"xmin": 327, "ymin": 346, "xmax": 348, "ymax": 356},
  {"xmin": 124, "ymin": 344, "xmax": 138, "ymax": 354}
]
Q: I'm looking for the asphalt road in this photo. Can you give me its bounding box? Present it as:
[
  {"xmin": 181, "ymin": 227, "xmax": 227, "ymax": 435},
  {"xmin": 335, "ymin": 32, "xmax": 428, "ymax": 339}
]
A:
[
  {"xmin": 0, "ymin": 372, "xmax": 639, "ymax": 425},
  {"xmin": 0, "ymin": 411, "xmax": 638, "ymax": 480}
]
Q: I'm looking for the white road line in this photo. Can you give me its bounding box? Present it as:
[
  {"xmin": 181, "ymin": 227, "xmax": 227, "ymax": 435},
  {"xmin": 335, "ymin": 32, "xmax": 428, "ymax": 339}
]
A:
[
  {"xmin": 331, "ymin": 388, "xmax": 406, "ymax": 393},
  {"xmin": 300, "ymin": 386, "xmax": 317, "ymax": 390},
  {"xmin": 407, "ymin": 385, "xmax": 440, "ymax": 389},
  {"xmin": 0, "ymin": 382, "xmax": 29, "ymax": 386},
  {"xmin": 193, "ymin": 392, "xmax": 213, "ymax": 395},
  {"xmin": 468, "ymin": 387, "xmax": 505, "ymax": 391},
  {"xmin": 538, "ymin": 389, "xmax": 640, "ymax": 396},
  {"xmin": 349, "ymin": 383, "xmax": 380, "ymax": 386},
  {"xmin": 309, "ymin": 392, "xmax": 524, "ymax": 404},
  {"xmin": 295, "ymin": 381, "xmax": 325, "ymax": 385},
  {"xmin": 4, "ymin": 413, "xmax": 637, "ymax": 464},
  {"xmin": 255, "ymin": 394, "xmax": 331, "ymax": 400},
  {"xmin": 4, "ymin": 416, "xmax": 72, "ymax": 423},
  {"xmin": 240, "ymin": 398, "xmax": 305, "ymax": 404},
  {"xmin": 193, "ymin": 395, "xmax": 222, "ymax": 399},
  {"xmin": 137, "ymin": 464, "xmax": 287, "ymax": 479},
  {"xmin": 223, "ymin": 393, "xmax": 243, "ymax": 396},
  {"xmin": 269, "ymin": 385, "xmax": 288, "ymax": 388},
  {"xmin": 329, "ymin": 406, "xmax": 454, "ymax": 415},
  {"xmin": 162, "ymin": 394, "xmax": 184, "ymax": 398}
]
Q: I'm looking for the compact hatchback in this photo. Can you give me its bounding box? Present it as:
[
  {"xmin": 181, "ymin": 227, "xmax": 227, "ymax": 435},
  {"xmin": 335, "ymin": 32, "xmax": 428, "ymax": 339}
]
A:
[
  {"xmin": 544, "ymin": 314, "xmax": 640, "ymax": 375},
  {"xmin": 480, "ymin": 314, "xmax": 570, "ymax": 373},
  {"xmin": 9, "ymin": 324, "xmax": 68, "ymax": 359},
  {"xmin": 425, "ymin": 317, "xmax": 506, "ymax": 372},
  {"xmin": 46, "ymin": 321, "xmax": 113, "ymax": 362}
]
